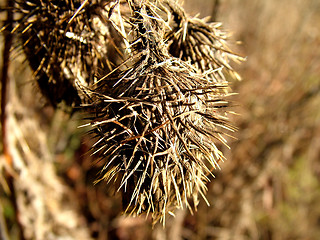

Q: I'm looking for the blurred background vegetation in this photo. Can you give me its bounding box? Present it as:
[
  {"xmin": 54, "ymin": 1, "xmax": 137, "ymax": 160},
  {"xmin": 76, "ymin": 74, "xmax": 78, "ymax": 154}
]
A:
[{"xmin": 1, "ymin": 0, "xmax": 320, "ymax": 239}]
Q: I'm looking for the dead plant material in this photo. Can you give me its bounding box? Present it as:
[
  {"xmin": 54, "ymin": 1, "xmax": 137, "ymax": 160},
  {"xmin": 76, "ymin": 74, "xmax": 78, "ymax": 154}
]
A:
[
  {"xmin": 6, "ymin": 0, "xmax": 242, "ymax": 224},
  {"xmin": 11, "ymin": 0, "xmax": 123, "ymax": 107}
]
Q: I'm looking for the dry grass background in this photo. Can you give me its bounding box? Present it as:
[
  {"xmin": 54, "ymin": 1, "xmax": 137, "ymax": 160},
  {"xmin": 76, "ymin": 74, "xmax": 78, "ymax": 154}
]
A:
[
  {"xmin": 183, "ymin": 0, "xmax": 320, "ymax": 239},
  {"xmin": 1, "ymin": 0, "xmax": 320, "ymax": 239}
]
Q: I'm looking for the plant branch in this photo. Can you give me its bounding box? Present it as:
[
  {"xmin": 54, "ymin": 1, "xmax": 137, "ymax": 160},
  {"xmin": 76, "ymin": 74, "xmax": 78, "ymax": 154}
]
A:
[
  {"xmin": 211, "ymin": 0, "xmax": 220, "ymax": 21},
  {"xmin": 1, "ymin": 0, "xmax": 13, "ymax": 164}
]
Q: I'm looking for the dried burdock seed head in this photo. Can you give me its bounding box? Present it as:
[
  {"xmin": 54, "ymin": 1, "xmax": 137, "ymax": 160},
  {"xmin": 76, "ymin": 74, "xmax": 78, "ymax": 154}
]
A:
[
  {"xmin": 87, "ymin": 55, "xmax": 235, "ymax": 224},
  {"xmin": 12, "ymin": 0, "xmax": 124, "ymax": 107},
  {"xmin": 165, "ymin": 0, "xmax": 244, "ymax": 84},
  {"xmin": 83, "ymin": 0, "xmax": 240, "ymax": 224}
]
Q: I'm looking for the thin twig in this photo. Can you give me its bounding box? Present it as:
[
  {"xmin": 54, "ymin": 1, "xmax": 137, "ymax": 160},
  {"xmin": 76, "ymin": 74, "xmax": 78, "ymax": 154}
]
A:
[{"xmin": 211, "ymin": 0, "xmax": 220, "ymax": 21}]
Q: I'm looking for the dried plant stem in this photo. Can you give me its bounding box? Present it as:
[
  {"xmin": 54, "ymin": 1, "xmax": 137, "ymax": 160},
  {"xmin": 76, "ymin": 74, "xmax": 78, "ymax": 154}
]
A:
[
  {"xmin": 1, "ymin": 1, "xmax": 26, "ymax": 239},
  {"xmin": 212, "ymin": 0, "xmax": 220, "ymax": 21},
  {"xmin": 1, "ymin": 0, "xmax": 13, "ymax": 165}
]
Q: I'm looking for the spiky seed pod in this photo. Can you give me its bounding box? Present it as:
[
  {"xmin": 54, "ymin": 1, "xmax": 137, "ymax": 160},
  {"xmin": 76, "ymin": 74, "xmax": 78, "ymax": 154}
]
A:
[
  {"xmin": 12, "ymin": 0, "xmax": 124, "ymax": 107},
  {"xmin": 84, "ymin": 0, "xmax": 238, "ymax": 223},
  {"xmin": 165, "ymin": 0, "xmax": 243, "ymax": 84},
  {"xmin": 88, "ymin": 59, "xmax": 234, "ymax": 223}
]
